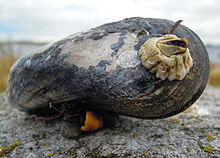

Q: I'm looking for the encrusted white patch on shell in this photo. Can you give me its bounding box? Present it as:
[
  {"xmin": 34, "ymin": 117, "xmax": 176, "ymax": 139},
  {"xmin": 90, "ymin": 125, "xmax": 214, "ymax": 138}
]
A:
[
  {"xmin": 32, "ymin": 42, "xmax": 54, "ymax": 55},
  {"xmin": 60, "ymin": 32, "xmax": 140, "ymax": 72},
  {"xmin": 25, "ymin": 59, "xmax": 31, "ymax": 67},
  {"xmin": 60, "ymin": 33, "xmax": 119, "ymax": 68},
  {"xmin": 106, "ymin": 33, "xmax": 140, "ymax": 72},
  {"xmin": 139, "ymin": 34, "xmax": 193, "ymax": 81},
  {"xmin": 45, "ymin": 55, "xmax": 51, "ymax": 62}
]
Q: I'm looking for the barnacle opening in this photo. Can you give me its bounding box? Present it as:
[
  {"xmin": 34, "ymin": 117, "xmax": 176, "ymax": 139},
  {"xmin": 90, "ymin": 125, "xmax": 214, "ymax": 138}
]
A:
[
  {"xmin": 167, "ymin": 40, "xmax": 187, "ymax": 48},
  {"xmin": 157, "ymin": 37, "xmax": 188, "ymax": 57}
]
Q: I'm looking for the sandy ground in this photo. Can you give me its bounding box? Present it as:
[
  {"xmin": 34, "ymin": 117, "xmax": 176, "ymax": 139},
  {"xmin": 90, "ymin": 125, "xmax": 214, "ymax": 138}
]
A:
[{"xmin": 0, "ymin": 85, "xmax": 220, "ymax": 158}]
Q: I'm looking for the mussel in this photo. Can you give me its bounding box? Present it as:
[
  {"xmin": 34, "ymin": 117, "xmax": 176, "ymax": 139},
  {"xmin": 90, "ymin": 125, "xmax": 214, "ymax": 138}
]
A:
[{"xmin": 7, "ymin": 17, "xmax": 209, "ymax": 132}]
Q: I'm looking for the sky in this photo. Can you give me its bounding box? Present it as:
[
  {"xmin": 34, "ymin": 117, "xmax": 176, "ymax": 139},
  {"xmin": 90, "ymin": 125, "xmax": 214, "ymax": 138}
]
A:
[{"xmin": 0, "ymin": 0, "xmax": 220, "ymax": 45}]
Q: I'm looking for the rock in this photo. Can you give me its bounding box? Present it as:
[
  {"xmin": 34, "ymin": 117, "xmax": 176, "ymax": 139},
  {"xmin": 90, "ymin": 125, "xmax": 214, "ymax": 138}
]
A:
[
  {"xmin": 60, "ymin": 121, "xmax": 81, "ymax": 138},
  {"xmin": 0, "ymin": 85, "xmax": 220, "ymax": 157}
]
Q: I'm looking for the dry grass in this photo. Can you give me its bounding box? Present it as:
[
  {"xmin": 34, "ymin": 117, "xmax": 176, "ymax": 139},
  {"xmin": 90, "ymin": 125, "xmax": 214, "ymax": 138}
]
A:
[
  {"xmin": 0, "ymin": 54, "xmax": 17, "ymax": 92},
  {"xmin": 209, "ymin": 64, "xmax": 220, "ymax": 87}
]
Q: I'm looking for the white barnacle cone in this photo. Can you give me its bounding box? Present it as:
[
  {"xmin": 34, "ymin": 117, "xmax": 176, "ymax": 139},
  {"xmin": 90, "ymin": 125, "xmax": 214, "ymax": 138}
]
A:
[{"xmin": 139, "ymin": 34, "xmax": 193, "ymax": 81}]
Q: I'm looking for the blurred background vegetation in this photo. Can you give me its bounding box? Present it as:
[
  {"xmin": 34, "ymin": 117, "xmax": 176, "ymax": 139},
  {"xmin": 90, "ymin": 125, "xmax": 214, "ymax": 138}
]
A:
[
  {"xmin": 0, "ymin": 41, "xmax": 46, "ymax": 92},
  {"xmin": 209, "ymin": 63, "xmax": 220, "ymax": 87},
  {"xmin": 0, "ymin": 42, "xmax": 16, "ymax": 92}
]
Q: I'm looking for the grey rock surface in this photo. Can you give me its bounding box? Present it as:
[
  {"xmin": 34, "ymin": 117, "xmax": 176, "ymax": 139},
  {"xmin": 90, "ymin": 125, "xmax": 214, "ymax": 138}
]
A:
[{"xmin": 0, "ymin": 85, "xmax": 220, "ymax": 158}]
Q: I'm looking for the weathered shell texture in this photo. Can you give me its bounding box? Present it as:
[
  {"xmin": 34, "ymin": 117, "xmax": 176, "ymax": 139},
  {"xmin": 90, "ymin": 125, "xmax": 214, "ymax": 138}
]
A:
[{"xmin": 7, "ymin": 17, "xmax": 209, "ymax": 119}]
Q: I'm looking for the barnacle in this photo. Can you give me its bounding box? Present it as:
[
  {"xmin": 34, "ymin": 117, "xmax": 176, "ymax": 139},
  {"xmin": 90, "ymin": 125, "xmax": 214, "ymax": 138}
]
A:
[{"xmin": 139, "ymin": 34, "xmax": 193, "ymax": 81}]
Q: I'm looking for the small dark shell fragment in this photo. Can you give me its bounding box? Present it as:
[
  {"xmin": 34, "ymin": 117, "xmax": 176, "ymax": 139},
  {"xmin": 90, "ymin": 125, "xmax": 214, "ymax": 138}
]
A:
[{"xmin": 7, "ymin": 17, "xmax": 209, "ymax": 119}]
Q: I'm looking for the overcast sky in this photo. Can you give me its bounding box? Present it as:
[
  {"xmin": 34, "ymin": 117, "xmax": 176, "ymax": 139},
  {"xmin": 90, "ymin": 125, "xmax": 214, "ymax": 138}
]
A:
[{"xmin": 0, "ymin": 0, "xmax": 220, "ymax": 45}]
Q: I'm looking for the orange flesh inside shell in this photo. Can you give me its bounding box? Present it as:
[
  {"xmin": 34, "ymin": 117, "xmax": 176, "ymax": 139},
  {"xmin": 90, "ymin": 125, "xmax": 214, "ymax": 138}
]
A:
[{"xmin": 80, "ymin": 111, "xmax": 103, "ymax": 132}]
